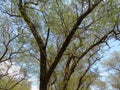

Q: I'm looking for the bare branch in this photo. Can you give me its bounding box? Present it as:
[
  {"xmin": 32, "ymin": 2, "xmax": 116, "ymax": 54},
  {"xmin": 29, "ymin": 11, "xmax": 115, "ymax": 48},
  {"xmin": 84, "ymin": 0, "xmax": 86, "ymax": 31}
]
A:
[
  {"xmin": 45, "ymin": 28, "xmax": 50, "ymax": 49},
  {"xmin": 0, "ymin": 34, "xmax": 20, "ymax": 63},
  {"xmin": 1, "ymin": 10, "xmax": 21, "ymax": 17}
]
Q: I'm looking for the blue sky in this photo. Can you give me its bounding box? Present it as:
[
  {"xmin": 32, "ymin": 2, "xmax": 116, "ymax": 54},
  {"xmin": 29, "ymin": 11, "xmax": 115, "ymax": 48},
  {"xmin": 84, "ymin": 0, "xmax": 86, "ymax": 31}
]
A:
[{"xmin": 102, "ymin": 38, "xmax": 120, "ymax": 60}]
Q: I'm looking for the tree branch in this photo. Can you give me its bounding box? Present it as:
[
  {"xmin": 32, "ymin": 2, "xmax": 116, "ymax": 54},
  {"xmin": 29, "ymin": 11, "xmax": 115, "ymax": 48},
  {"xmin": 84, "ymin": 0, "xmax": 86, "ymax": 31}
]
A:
[
  {"xmin": 62, "ymin": 28, "xmax": 114, "ymax": 89},
  {"xmin": 45, "ymin": 28, "xmax": 50, "ymax": 49},
  {"xmin": 47, "ymin": 0, "xmax": 102, "ymax": 82}
]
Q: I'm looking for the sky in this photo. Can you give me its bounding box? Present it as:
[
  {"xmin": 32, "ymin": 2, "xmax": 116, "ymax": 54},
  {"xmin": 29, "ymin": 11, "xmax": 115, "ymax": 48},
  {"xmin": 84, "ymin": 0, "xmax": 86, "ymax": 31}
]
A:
[
  {"xmin": 98, "ymin": 38, "xmax": 120, "ymax": 76},
  {"xmin": 102, "ymin": 38, "xmax": 120, "ymax": 59}
]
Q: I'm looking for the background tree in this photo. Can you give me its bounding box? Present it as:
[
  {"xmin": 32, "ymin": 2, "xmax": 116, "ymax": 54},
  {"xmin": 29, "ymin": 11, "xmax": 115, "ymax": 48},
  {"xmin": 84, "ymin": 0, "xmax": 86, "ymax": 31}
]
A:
[{"xmin": 0, "ymin": 6, "xmax": 31, "ymax": 90}]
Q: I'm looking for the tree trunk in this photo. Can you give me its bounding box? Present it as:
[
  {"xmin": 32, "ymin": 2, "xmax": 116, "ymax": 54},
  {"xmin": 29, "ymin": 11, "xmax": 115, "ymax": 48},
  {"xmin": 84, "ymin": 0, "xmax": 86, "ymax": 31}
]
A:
[
  {"xmin": 40, "ymin": 81, "xmax": 47, "ymax": 90},
  {"xmin": 40, "ymin": 52, "xmax": 47, "ymax": 90}
]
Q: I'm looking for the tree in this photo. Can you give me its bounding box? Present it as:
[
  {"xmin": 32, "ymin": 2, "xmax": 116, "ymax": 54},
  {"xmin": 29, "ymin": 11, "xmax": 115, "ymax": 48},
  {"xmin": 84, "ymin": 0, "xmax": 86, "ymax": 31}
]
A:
[
  {"xmin": 0, "ymin": 0, "xmax": 120, "ymax": 90},
  {"xmin": 0, "ymin": 7, "xmax": 30, "ymax": 90}
]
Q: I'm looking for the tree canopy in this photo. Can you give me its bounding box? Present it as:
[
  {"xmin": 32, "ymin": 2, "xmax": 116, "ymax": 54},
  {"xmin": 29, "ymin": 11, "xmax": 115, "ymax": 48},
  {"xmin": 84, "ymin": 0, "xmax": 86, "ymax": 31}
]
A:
[{"xmin": 0, "ymin": 0, "xmax": 120, "ymax": 90}]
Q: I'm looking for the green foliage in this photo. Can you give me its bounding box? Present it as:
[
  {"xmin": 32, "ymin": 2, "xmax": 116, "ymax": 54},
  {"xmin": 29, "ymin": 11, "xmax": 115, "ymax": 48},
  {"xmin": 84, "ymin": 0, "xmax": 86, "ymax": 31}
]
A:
[
  {"xmin": 0, "ymin": 0, "xmax": 120, "ymax": 90},
  {"xmin": 0, "ymin": 77, "xmax": 31, "ymax": 90}
]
